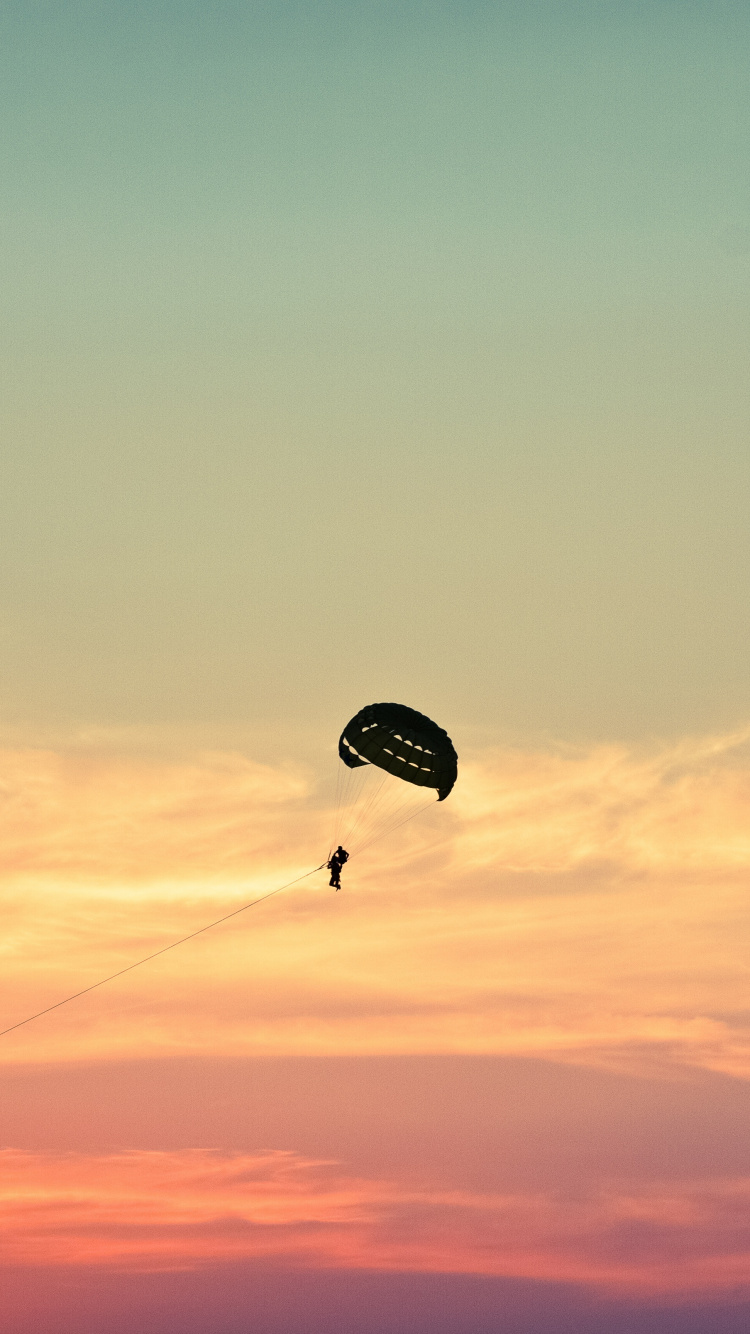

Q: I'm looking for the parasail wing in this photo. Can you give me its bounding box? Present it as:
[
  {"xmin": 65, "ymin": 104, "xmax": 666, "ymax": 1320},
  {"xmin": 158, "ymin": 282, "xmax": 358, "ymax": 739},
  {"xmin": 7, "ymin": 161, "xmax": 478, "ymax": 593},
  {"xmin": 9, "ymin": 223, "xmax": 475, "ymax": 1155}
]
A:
[{"xmin": 338, "ymin": 702, "xmax": 457, "ymax": 800}]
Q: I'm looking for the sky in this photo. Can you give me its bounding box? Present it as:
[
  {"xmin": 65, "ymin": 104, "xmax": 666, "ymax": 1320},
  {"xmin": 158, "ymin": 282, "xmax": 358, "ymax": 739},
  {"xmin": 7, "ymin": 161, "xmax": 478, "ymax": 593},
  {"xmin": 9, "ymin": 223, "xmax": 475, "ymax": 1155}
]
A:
[{"xmin": 1, "ymin": 2, "xmax": 750, "ymax": 1331}]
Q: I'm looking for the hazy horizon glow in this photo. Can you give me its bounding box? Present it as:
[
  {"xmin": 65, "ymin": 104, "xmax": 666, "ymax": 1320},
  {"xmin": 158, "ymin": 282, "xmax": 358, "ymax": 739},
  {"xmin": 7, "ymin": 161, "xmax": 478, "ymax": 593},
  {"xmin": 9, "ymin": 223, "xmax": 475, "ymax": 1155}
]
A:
[{"xmin": 3, "ymin": 1144, "xmax": 749, "ymax": 1296}]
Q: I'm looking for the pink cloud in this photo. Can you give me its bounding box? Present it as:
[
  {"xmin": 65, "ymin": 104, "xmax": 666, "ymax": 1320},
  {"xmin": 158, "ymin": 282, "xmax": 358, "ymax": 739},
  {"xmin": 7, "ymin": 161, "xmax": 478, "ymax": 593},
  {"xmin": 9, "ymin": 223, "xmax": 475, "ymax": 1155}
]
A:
[{"xmin": 1, "ymin": 1148, "xmax": 749, "ymax": 1297}]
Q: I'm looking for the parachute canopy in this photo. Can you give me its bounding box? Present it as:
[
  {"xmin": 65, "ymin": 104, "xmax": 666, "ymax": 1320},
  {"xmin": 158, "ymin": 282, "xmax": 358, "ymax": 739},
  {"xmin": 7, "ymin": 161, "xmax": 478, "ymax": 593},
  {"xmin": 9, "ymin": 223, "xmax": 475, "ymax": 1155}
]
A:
[{"xmin": 338, "ymin": 702, "xmax": 458, "ymax": 801}]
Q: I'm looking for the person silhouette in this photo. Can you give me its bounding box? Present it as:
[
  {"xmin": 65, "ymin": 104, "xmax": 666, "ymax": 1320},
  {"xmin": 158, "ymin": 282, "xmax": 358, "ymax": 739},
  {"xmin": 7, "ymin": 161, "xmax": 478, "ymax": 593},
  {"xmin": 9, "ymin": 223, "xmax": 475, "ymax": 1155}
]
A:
[{"xmin": 328, "ymin": 846, "xmax": 349, "ymax": 890}]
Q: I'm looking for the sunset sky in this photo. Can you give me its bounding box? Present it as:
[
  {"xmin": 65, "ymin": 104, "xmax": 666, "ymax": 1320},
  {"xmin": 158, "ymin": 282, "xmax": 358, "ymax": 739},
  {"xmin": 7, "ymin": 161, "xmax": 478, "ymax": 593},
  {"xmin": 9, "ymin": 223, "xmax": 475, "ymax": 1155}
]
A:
[{"xmin": 2, "ymin": 3, "xmax": 750, "ymax": 1332}]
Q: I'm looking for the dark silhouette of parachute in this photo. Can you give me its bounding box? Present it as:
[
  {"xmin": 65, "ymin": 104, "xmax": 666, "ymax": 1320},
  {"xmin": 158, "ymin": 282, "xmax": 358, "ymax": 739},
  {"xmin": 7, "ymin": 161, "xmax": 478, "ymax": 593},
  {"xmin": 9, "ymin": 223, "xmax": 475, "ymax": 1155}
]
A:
[{"xmin": 338, "ymin": 702, "xmax": 458, "ymax": 801}]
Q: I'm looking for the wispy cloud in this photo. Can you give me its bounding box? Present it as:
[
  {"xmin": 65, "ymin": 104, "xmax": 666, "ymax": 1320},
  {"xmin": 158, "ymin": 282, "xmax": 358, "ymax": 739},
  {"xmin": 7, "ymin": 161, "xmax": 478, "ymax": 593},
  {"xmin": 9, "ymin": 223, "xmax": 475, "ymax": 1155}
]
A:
[
  {"xmin": 453, "ymin": 726, "xmax": 750, "ymax": 874},
  {"xmin": 0, "ymin": 746, "xmax": 312, "ymax": 880}
]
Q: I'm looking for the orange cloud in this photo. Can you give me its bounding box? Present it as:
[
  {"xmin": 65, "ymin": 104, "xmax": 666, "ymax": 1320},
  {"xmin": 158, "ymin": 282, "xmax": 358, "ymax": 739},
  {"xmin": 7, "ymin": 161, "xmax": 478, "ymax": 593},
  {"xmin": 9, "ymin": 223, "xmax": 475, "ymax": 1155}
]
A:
[
  {"xmin": 1, "ymin": 1148, "xmax": 748, "ymax": 1297},
  {"xmin": 453, "ymin": 726, "xmax": 750, "ymax": 875},
  {"xmin": 0, "ymin": 745, "xmax": 312, "ymax": 880},
  {"xmin": 1, "ymin": 728, "xmax": 749, "ymax": 1076}
]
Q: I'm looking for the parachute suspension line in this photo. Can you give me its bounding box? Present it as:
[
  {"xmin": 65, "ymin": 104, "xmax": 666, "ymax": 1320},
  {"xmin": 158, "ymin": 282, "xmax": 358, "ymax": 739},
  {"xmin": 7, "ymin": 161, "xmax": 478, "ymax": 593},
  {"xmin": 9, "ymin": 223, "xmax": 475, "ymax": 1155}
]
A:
[
  {"xmin": 350, "ymin": 795, "xmax": 436, "ymax": 858},
  {"xmin": 331, "ymin": 766, "xmax": 435, "ymax": 859},
  {"xmin": 333, "ymin": 761, "xmax": 436, "ymax": 859},
  {"xmin": 0, "ymin": 861, "xmax": 328, "ymax": 1042},
  {"xmin": 332, "ymin": 759, "xmax": 375, "ymax": 854},
  {"xmin": 339, "ymin": 767, "xmax": 389, "ymax": 848},
  {"xmin": 330, "ymin": 761, "xmax": 356, "ymax": 853},
  {"xmin": 334, "ymin": 756, "xmax": 387, "ymax": 853},
  {"xmin": 334, "ymin": 724, "xmax": 401, "ymax": 852},
  {"xmin": 333, "ymin": 702, "xmax": 457, "ymax": 860},
  {"xmin": 330, "ymin": 752, "xmax": 347, "ymax": 856},
  {"xmin": 339, "ymin": 759, "xmax": 371, "ymax": 847},
  {"xmin": 344, "ymin": 767, "xmax": 427, "ymax": 855},
  {"xmin": 345, "ymin": 780, "xmax": 402, "ymax": 853}
]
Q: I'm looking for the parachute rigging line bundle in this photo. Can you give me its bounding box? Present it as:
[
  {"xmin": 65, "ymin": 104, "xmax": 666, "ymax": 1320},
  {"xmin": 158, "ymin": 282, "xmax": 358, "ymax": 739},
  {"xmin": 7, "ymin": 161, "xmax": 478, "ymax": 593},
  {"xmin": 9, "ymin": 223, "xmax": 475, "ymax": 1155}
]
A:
[{"xmin": 330, "ymin": 702, "xmax": 457, "ymax": 855}]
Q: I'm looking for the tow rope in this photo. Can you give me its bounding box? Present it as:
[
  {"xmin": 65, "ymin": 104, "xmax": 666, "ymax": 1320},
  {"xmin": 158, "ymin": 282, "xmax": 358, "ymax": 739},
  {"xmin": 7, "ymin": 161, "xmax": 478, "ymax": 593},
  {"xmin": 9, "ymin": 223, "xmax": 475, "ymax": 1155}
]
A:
[{"xmin": 0, "ymin": 861, "xmax": 328, "ymax": 1040}]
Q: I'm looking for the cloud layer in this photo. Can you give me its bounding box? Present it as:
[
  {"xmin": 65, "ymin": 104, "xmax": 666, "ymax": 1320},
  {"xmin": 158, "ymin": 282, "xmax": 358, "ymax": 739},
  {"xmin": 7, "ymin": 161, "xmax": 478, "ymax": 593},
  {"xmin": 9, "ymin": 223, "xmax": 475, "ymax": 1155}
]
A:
[
  {"xmin": 1, "ymin": 730, "xmax": 749, "ymax": 1074},
  {"xmin": 2, "ymin": 1146, "xmax": 749, "ymax": 1297},
  {"xmin": 2, "ymin": 729, "xmax": 750, "ymax": 1309}
]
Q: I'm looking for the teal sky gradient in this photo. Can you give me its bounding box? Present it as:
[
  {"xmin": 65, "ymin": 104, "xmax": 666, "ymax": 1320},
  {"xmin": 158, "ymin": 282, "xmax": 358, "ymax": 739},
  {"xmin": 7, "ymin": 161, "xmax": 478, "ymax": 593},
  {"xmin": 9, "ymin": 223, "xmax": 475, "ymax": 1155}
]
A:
[{"xmin": 2, "ymin": 1, "xmax": 749, "ymax": 743}]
